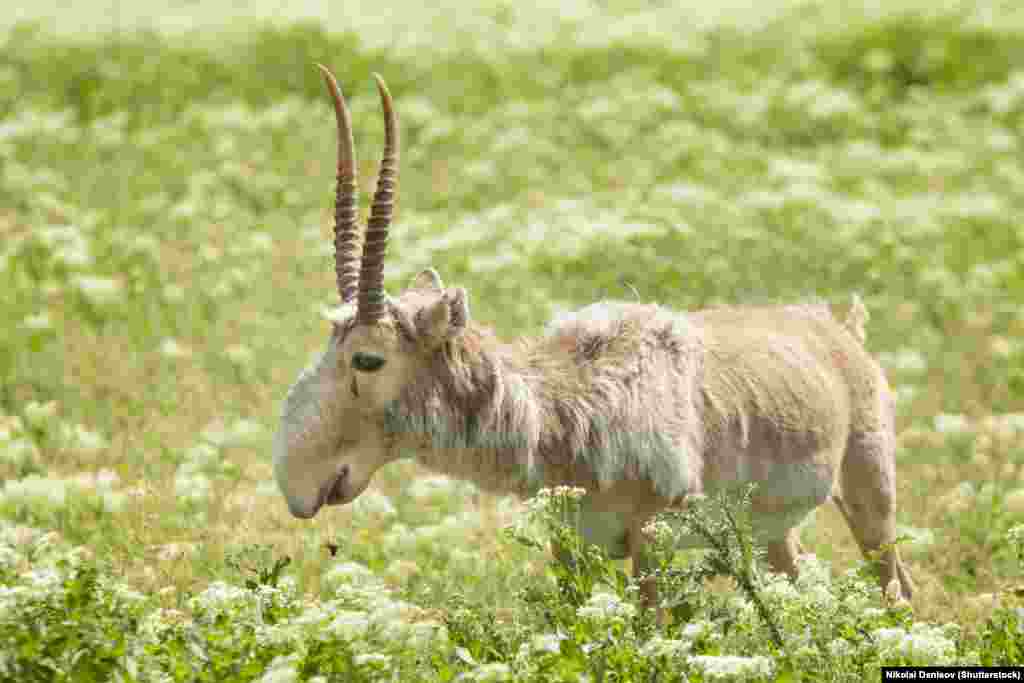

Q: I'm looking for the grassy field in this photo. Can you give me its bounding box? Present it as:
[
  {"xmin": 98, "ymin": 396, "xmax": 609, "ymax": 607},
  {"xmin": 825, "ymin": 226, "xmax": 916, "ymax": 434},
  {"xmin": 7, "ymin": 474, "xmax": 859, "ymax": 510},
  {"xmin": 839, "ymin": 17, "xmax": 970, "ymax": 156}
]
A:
[{"xmin": 3, "ymin": 1, "xmax": 1024, "ymax": 679}]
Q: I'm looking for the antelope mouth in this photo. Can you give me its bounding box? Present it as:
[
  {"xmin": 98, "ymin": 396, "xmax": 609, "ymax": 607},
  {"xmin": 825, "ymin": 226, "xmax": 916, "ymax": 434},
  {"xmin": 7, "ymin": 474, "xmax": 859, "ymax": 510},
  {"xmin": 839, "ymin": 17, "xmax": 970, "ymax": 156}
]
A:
[
  {"xmin": 289, "ymin": 467, "xmax": 352, "ymax": 519},
  {"xmin": 323, "ymin": 465, "xmax": 351, "ymax": 506},
  {"xmin": 325, "ymin": 473, "xmax": 350, "ymax": 505}
]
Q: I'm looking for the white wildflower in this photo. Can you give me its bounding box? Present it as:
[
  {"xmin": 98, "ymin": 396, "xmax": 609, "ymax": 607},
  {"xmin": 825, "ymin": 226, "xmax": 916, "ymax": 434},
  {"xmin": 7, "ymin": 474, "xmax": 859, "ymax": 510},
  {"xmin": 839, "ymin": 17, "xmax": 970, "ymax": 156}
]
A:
[
  {"xmin": 59, "ymin": 423, "xmax": 108, "ymax": 457},
  {"xmin": 291, "ymin": 602, "xmax": 331, "ymax": 629},
  {"xmin": 89, "ymin": 468, "xmax": 119, "ymax": 490},
  {"xmin": 1, "ymin": 475, "xmax": 68, "ymax": 508},
  {"xmin": 98, "ymin": 489, "xmax": 126, "ymax": 512},
  {"xmin": 201, "ymin": 419, "xmax": 265, "ymax": 448},
  {"xmin": 225, "ymin": 419, "xmax": 267, "ymax": 447},
  {"xmin": 934, "ymin": 413, "xmax": 970, "ymax": 435},
  {"xmin": 641, "ymin": 635, "xmax": 691, "ymax": 659},
  {"xmin": 689, "ymin": 654, "xmax": 775, "ymax": 680},
  {"xmin": 352, "ymin": 490, "xmax": 397, "ymax": 519},
  {"xmin": 23, "ymin": 401, "xmax": 58, "ymax": 429},
  {"xmin": 770, "ymin": 158, "xmax": 823, "ymax": 182},
  {"xmin": 449, "ymin": 548, "xmax": 480, "ymax": 570},
  {"xmin": 793, "ymin": 554, "xmax": 833, "ymax": 590},
  {"xmin": 109, "ymin": 582, "xmax": 146, "ymax": 604},
  {"xmin": 169, "ymin": 200, "xmax": 197, "ymax": 222},
  {"xmin": 21, "ymin": 312, "xmax": 53, "ymax": 332},
  {"xmin": 54, "ymin": 239, "xmax": 92, "ymax": 268},
  {"xmin": 548, "ymin": 485, "xmax": 587, "ymax": 500},
  {"xmin": 895, "ymin": 386, "xmax": 917, "ymax": 404},
  {"xmin": 71, "ymin": 275, "xmax": 125, "ymax": 306},
  {"xmin": 521, "ymin": 632, "xmax": 565, "ymax": 658},
  {"xmin": 828, "ymin": 638, "xmax": 855, "ymax": 657},
  {"xmin": 369, "ymin": 597, "xmax": 421, "ymax": 628},
  {"xmin": 464, "ymin": 159, "xmax": 498, "ymax": 182},
  {"xmin": 354, "ymin": 653, "xmax": 392, "ymax": 668},
  {"xmin": 174, "ymin": 470, "xmax": 212, "ymax": 505},
  {"xmin": 324, "ymin": 561, "xmax": 382, "ymax": 592},
  {"xmin": 576, "ymin": 590, "xmax": 637, "ymax": 622},
  {"xmin": 373, "ymin": 607, "xmax": 446, "ymax": 649},
  {"xmin": 679, "ymin": 619, "xmax": 719, "ymax": 644},
  {"xmin": 457, "ymin": 662, "xmax": 513, "ymax": 682},
  {"xmin": 761, "ymin": 572, "xmax": 800, "ymax": 602},
  {"xmin": 741, "ymin": 190, "xmax": 787, "ymax": 210},
  {"xmin": 137, "ymin": 607, "xmax": 191, "ymax": 639},
  {"xmin": 258, "ymin": 654, "xmax": 299, "ymax": 683},
  {"xmin": 726, "ymin": 594, "xmax": 756, "ymax": 617},
  {"xmin": 381, "ymin": 523, "xmax": 415, "ymax": 553},
  {"xmin": 525, "ymin": 485, "xmax": 588, "ymax": 516},
  {"xmin": 653, "ymin": 182, "xmax": 719, "ymax": 206},
  {"xmin": 809, "ymin": 89, "xmax": 859, "ymax": 119},
  {"xmin": 327, "ymin": 610, "xmax": 371, "ymax": 639},
  {"xmin": 184, "ymin": 442, "xmax": 221, "ymax": 468},
  {"xmin": 22, "ymin": 566, "xmax": 63, "ymax": 590},
  {"xmin": 254, "ymin": 480, "xmax": 279, "ymax": 497},
  {"xmin": 0, "ymin": 545, "xmax": 19, "ymax": 570},
  {"xmin": 1007, "ymin": 524, "xmax": 1024, "ymax": 548},
  {"xmin": 189, "ymin": 581, "xmax": 250, "ymax": 613},
  {"xmin": 871, "ymin": 623, "xmax": 957, "ymax": 664},
  {"xmin": 0, "ymin": 438, "xmax": 39, "ymax": 467},
  {"xmin": 159, "ymin": 338, "xmax": 192, "ymax": 359},
  {"xmin": 406, "ymin": 475, "xmax": 457, "ymax": 499}
]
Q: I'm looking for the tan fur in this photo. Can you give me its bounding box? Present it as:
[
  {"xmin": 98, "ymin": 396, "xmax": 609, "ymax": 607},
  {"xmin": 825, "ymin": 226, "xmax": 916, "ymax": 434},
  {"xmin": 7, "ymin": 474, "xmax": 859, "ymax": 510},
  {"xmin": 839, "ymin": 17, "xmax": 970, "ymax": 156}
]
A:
[{"xmin": 275, "ymin": 286, "xmax": 914, "ymax": 606}]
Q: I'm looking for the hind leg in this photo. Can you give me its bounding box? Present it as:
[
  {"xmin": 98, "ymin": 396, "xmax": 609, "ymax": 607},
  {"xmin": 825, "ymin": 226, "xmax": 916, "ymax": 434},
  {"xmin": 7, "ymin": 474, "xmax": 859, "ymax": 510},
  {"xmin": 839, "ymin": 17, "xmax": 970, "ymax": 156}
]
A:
[
  {"xmin": 764, "ymin": 527, "xmax": 804, "ymax": 579},
  {"xmin": 837, "ymin": 431, "xmax": 914, "ymax": 600}
]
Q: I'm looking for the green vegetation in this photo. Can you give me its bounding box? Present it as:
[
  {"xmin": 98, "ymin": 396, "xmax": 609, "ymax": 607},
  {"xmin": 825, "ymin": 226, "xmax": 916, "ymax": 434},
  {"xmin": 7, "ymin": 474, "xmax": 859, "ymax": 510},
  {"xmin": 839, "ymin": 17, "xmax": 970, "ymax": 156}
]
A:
[{"xmin": 2, "ymin": 1, "xmax": 1024, "ymax": 678}]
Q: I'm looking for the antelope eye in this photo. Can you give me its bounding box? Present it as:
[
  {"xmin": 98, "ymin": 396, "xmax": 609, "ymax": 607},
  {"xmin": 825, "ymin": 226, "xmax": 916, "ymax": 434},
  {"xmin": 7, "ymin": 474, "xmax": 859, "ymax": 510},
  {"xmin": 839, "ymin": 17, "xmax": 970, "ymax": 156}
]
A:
[{"xmin": 351, "ymin": 351, "xmax": 386, "ymax": 373}]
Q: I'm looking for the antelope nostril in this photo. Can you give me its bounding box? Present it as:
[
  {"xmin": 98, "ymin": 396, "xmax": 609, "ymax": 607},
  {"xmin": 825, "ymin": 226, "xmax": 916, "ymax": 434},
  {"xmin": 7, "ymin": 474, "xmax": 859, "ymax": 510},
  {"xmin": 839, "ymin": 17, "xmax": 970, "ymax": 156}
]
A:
[{"xmin": 338, "ymin": 464, "xmax": 350, "ymax": 481}]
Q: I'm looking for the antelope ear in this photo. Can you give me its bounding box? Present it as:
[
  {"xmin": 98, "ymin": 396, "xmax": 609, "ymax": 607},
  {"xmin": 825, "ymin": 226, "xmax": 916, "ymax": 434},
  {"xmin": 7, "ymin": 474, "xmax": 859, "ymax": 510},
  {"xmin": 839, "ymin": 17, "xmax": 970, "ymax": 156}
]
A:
[
  {"xmin": 418, "ymin": 288, "xmax": 470, "ymax": 344},
  {"xmin": 410, "ymin": 268, "xmax": 444, "ymax": 291}
]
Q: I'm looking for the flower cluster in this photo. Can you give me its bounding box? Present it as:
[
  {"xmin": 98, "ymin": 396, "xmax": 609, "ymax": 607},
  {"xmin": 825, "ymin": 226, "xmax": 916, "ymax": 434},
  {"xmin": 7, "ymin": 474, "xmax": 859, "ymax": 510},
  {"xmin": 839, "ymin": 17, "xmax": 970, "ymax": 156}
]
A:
[
  {"xmin": 870, "ymin": 623, "xmax": 959, "ymax": 665},
  {"xmin": 576, "ymin": 590, "xmax": 638, "ymax": 623}
]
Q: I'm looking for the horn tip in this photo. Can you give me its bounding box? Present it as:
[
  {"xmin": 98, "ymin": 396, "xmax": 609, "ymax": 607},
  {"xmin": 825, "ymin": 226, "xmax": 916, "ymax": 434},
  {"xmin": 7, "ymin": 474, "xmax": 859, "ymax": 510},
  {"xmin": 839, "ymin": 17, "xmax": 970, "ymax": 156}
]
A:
[
  {"xmin": 317, "ymin": 63, "xmax": 341, "ymax": 90},
  {"xmin": 372, "ymin": 73, "xmax": 391, "ymax": 95}
]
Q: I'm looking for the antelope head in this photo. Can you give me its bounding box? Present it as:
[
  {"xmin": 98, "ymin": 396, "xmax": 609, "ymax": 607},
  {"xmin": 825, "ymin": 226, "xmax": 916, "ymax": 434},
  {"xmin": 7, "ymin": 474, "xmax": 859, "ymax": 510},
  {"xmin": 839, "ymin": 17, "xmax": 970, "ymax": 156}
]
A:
[{"xmin": 274, "ymin": 66, "xmax": 469, "ymax": 519}]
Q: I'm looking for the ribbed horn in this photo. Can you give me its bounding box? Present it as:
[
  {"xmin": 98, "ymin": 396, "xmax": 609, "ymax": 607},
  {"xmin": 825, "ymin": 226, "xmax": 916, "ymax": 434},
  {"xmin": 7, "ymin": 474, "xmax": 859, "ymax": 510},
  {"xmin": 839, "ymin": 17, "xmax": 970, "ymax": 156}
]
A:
[
  {"xmin": 316, "ymin": 64, "xmax": 360, "ymax": 305},
  {"xmin": 357, "ymin": 73, "xmax": 398, "ymax": 326}
]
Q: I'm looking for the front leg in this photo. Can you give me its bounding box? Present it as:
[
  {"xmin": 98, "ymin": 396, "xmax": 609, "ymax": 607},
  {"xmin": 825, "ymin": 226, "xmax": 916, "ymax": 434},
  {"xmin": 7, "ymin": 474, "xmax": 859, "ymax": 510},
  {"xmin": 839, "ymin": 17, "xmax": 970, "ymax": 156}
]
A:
[{"xmin": 629, "ymin": 515, "xmax": 666, "ymax": 626}]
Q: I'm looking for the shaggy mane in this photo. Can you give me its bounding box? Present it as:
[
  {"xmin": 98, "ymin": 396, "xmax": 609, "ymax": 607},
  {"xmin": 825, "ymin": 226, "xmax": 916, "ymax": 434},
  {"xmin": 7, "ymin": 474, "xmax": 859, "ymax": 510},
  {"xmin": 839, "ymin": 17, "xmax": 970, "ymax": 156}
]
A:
[{"xmin": 386, "ymin": 301, "xmax": 704, "ymax": 500}]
